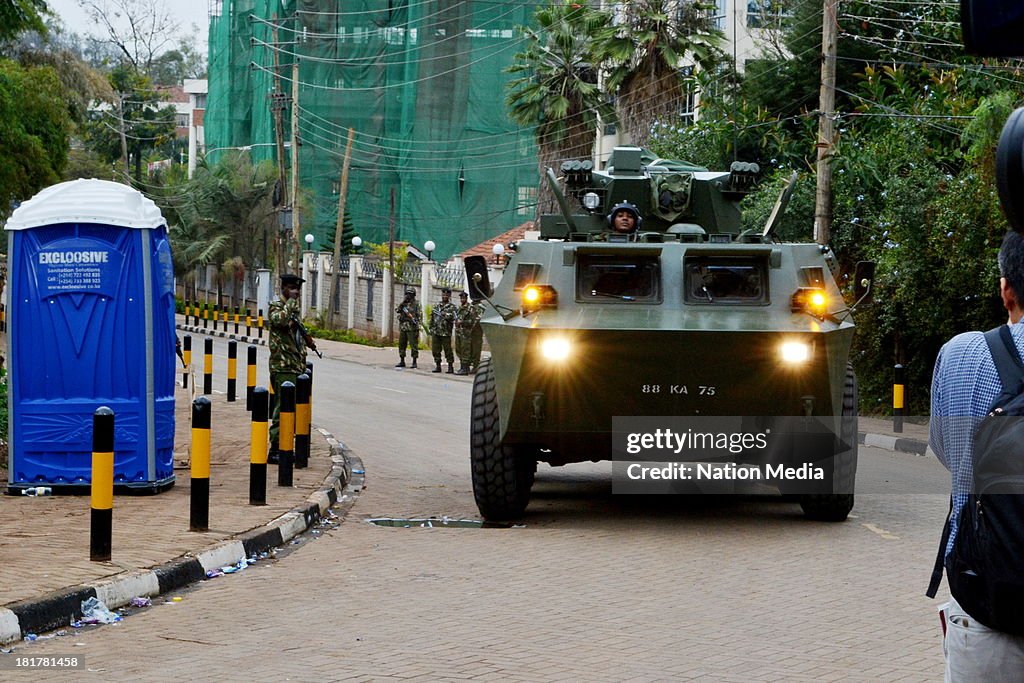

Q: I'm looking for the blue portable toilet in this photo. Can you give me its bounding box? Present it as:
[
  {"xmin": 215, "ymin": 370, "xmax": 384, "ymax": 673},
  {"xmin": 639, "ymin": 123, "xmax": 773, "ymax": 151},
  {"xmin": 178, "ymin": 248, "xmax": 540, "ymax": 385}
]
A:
[{"xmin": 5, "ymin": 179, "xmax": 176, "ymax": 493}]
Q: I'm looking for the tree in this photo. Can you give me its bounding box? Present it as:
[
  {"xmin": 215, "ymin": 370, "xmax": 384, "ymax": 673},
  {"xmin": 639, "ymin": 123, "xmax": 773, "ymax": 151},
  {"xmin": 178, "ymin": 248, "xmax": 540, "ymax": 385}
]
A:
[
  {"xmin": 76, "ymin": 0, "xmax": 179, "ymax": 75},
  {"xmin": 594, "ymin": 0, "xmax": 722, "ymax": 148},
  {"xmin": 79, "ymin": 63, "xmax": 175, "ymax": 182},
  {"xmin": 506, "ymin": 1, "xmax": 613, "ymax": 217},
  {"xmin": 0, "ymin": 58, "xmax": 72, "ymax": 220},
  {"xmin": 0, "ymin": 0, "xmax": 48, "ymax": 43}
]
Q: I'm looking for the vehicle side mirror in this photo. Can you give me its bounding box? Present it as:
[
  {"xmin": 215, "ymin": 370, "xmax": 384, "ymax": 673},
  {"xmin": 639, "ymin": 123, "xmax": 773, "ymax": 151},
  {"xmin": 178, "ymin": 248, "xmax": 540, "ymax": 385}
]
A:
[
  {"xmin": 464, "ymin": 255, "xmax": 492, "ymax": 299},
  {"xmin": 854, "ymin": 261, "xmax": 876, "ymax": 306},
  {"xmin": 961, "ymin": 1, "xmax": 1024, "ymax": 57}
]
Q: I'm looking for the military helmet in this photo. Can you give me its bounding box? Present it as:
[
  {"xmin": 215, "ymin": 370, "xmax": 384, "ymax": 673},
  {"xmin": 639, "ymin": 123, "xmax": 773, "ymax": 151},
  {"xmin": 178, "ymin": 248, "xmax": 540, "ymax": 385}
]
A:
[{"xmin": 606, "ymin": 201, "xmax": 642, "ymax": 230}]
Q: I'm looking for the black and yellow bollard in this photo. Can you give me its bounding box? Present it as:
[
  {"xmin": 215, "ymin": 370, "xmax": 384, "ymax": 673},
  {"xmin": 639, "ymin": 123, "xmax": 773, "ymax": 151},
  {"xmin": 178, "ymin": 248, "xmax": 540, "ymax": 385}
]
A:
[
  {"xmin": 227, "ymin": 340, "xmax": 238, "ymax": 402},
  {"xmin": 278, "ymin": 381, "xmax": 296, "ymax": 487},
  {"xmin": 295, "ymin": 373, "xmax": 311, "ymax": 469},
  {"xmin": 90, "ymin": 406, "xmax": 115, "ymax": 562},
  {"xmin": 257, "ymin": 309, "xmax": 264, "ymax": 339},
  {"xmin": 249, "ymin": 387, "xmax": 269, "ymax": 505},
  {"xmin": 183, "ymin": 300, "xmax": 190, "ymax": 322},
  {"xmin": 190, "ymin": 397, "xmax": 211, "ymax": 531},
  {"xmin": 234, "ymin": 306, "xmax": 240, "ymax": 335},
  {"xmin": 222, "ymin": 306, "xmax": 229, "ymax": 332},
  {"xmin": 245, "ymin": 309, "xmax": 252, "ymax": 338},
  {"xmin": 182, "ymin": 335, "xmax": 192, "ymax": 389},
  {"xmin": 202, "ymin": 302, "xmax": 209, "ymax": 329},
  {"xmin": 203, "ymin": 337, "xmax": 213, "ymax": 395},
  {"xmin": 893, "ymin": 364, "xmax": 905, "ymax": 433},
  {"xmin": 246, "ymin": 345, "xmax": 257, "ymax": 411},
  {"xmin": 1, "ymin": 303, "xmax": 5, "ymax": 332}
]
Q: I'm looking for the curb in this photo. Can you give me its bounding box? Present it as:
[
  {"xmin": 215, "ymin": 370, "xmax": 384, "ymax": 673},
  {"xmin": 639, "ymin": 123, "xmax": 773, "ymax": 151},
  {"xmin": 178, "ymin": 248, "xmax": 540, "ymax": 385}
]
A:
[
  {"xmin": 0, "ymin": 427, "xmax": 363, "ymax": 645},
  {"xmin": 857, "ymin": 431, "xmax": 928, "ymax": 456}
]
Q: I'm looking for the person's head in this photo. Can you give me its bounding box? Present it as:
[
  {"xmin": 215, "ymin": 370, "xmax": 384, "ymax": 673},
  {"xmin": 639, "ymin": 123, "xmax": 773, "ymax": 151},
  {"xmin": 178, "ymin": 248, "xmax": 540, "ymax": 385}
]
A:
[
  {"xmin": 608, "ymin": 201, "xmax": 641, "ymax": 234},
  {"xmin": 404, "ymin": 289, "xmax": 416, "ymax": 301},
  {"xmin": 280, "ymin": 274, "xmax": 305, "ymax": 300},
  {"xmin": 999, "ymin": 230, "xmax": 1024, "ymax": 321},
  {"xmin": 441, "ymin": 287, "xmax": 451, "ymax": 302},
  {"xmin": 459, "ymin": 291, "xmax": 469, "ymax": 305}
]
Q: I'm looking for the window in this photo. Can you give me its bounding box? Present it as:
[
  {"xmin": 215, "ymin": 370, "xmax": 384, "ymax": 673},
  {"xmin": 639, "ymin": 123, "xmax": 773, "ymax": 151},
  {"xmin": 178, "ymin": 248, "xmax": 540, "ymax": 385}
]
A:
[
  {"xmin": 194, "ymin": 94, "xmax": 207, "ymax": 109},
  {"xmin": 685, "ymin": 257, "xmax": 768, "ymax": 304},
  {"xmin": 517, "ymin": 185, "xmax": 537, "ymax": 216},
  {"xmin": 747, "ymin": 0, "xmax": 788, "ymax": 29},
  {"xmin": 577, "ymin": 252, "xmax": 661, "ymax": 302},
  {"xmin": 711, "ymin": 0, "xmax": 727, "ymax": 30},
  {"xmin": 176, "ymin": 113, "xmax": 189, "ymax": 127}
]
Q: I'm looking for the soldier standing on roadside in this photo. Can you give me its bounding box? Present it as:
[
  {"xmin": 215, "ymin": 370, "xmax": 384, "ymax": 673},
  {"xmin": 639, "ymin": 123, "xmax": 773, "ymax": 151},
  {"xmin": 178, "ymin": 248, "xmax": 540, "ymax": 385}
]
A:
[
  {"xmin": 429, "ymin": 287, "xmax": 458, "ymax": 373},
  {"xmin": 268, "ymin": 274, "xmax": 314, "ymax": 463},
  {"xmin": 395, "ymin": 289, "xmax": 421, "ymax": 368},
  {"xmin": 455, "ymin": 291, "xmax": 479, "ymax": 375}
]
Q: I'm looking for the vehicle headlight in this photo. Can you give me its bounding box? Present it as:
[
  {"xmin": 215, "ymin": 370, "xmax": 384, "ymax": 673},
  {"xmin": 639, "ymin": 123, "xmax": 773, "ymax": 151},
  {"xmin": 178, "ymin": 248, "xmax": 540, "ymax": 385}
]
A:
[
  {"xmin": 540, "ymin": 337, "xmax": 571, "ymax": 361},
  {"xmin": 779, "ymin": 341, "xmax": 811, "ymax": 364},
  {"xmin": 582, "ymin": 192, "xmax": 601, "ymax": 210},
  {"xmin": 791, "ymin": 287, "xmax": 828, "ymax": 318},
  {"xmin": 522, "ymin": 284, "xmax": 558, "ymax": 313}
]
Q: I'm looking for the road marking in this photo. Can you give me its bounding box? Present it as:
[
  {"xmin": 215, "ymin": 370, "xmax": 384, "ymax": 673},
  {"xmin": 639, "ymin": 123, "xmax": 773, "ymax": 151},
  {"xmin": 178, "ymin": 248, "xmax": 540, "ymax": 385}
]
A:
[
  {"xmin": 862, "ymin": 522, "xmax": 900, "ymax": 540},
  {"xmin": 373, "ymin": 385, "xmax": 408, "ymax": 394}
]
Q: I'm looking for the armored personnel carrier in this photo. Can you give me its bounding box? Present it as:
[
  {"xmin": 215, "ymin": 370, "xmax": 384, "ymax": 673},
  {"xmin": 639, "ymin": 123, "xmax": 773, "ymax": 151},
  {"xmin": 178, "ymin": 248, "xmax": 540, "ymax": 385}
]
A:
[{"xmin": 465, "ymin": 147, "xmax": 872, "ymax": 522}]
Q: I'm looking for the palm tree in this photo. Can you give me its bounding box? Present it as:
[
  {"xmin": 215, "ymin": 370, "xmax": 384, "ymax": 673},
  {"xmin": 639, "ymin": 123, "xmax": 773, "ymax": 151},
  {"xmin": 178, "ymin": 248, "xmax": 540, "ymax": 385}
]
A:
[
  {"xmin": 506, "ymin": 1, "xmax": 613, "ymax": 217},
  {"xmin": 595, "ymin": 0, "xmax": 722, "ymax": 148}
]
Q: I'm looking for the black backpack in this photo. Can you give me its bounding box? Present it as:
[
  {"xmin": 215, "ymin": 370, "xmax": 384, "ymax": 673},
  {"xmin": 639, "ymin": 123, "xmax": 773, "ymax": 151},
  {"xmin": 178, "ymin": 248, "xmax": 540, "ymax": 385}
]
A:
[{"xmin": 927, "ymin": 325, "xmax": 1024, "ymax": 634}]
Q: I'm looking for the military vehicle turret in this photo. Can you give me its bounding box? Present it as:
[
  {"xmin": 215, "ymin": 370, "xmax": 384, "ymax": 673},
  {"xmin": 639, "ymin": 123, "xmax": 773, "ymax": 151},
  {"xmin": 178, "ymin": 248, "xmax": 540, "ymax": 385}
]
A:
[{"xmin": 465, "ymin": 146, "xmax": 872, "ymax": 522}]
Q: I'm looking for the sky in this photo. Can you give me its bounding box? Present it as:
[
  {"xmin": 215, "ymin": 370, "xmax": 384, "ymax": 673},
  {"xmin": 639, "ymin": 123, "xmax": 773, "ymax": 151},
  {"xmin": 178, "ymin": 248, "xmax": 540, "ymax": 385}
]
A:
[{"xmin": 44, "ymin": 0, "xmax": 211, "ymax": 52}]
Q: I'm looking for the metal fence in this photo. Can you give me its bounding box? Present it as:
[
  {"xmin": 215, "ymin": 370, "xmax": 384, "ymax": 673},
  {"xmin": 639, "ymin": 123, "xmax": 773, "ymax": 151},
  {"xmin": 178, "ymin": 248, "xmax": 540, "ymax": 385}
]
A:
[{"xmin": 436, "ymin": 263, "xmax": 466, "ymax": 290}]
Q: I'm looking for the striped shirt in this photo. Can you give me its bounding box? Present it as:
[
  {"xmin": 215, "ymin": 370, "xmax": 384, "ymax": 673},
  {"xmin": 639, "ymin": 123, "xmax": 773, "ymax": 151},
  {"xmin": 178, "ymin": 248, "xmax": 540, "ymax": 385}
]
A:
[{"xmin": 929, "ymin": 321, "xmax": 1024, "ymax": 555}]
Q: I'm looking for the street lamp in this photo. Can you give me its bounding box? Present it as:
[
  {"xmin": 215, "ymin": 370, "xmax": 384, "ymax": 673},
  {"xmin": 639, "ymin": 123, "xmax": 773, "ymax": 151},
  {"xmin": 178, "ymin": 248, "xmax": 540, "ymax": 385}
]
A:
[
  {"xmin": 492, "ymin": 243, "xmax": 505, "ymax": 266},
  {"xmin": 304, "ymin": 233, "xmax": 315, "ymax": 250},
  {"xmin": 424, "ymin": 240, "xmax": 436, "ymax": 262},
  {"xmin": 352, "ymin": 236, "xmax": 362, "ymax": 252}
]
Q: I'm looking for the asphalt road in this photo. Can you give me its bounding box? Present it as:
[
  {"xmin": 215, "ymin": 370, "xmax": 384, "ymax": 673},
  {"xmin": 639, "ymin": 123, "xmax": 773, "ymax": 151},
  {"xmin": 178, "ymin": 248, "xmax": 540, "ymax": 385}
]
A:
[{"xmin": 12, "ymin": 341, "xmax": 951, "ymax": 681}]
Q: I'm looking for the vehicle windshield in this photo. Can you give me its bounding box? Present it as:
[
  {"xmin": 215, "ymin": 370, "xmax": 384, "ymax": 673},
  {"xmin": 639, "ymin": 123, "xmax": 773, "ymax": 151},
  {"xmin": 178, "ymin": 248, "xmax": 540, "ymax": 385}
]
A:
[
  {"xmin": 685, "ymin": 257, "xmax": 767, "ymax": 304},
  {"xmin": 577, "ymin": 253, "xmax": 660, "ymax": 302}
]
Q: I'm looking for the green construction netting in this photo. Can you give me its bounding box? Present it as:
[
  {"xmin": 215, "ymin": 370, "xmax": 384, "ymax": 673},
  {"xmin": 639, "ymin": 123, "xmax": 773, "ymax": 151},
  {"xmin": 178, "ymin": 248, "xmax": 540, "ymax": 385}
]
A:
[{"xmin": 206, "ymin": 0, "xmax": 540, "ymax": 260}]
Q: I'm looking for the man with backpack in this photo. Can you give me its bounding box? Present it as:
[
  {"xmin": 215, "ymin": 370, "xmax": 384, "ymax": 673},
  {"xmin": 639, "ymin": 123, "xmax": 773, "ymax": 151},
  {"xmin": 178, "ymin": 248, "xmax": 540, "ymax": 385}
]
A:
[{"xmin": 928, "ymin": 230, "xmax": 1024, "ymax": 679}]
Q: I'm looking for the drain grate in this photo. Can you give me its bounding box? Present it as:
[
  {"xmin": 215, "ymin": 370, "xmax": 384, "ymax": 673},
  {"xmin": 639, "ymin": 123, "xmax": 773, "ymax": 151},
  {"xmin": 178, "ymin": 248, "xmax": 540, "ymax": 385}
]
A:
[{"xmin": 367, "ymin": 517, "xmax": 514, "ymax": 529}]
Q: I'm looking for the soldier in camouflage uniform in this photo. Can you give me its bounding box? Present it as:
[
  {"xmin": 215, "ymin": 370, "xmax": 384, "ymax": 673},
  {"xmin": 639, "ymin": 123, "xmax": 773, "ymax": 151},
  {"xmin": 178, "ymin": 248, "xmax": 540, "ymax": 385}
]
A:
[
  {"xmin": 395, "ymin": 289, "xmax": 421, "ymax": 368},
  {"xmin": 428, "ymin": 287, "xmax": 458, "ymax": 373},
  {"xmin": 268, "ymin": 274, "xmax": 316, "ymax": 462},
  {"xmin": 454, "ymin": 291, "xmax": 480, "ymax": 375}
]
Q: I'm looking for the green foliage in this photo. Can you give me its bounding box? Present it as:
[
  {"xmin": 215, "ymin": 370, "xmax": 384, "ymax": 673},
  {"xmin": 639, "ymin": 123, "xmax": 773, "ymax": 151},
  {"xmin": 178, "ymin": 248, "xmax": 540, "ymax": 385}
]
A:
[
  {"xmin": 0, "ymin": 58, "xmax": 72, "ymax": 218},
  {"xmin": 304, "ymin": 323, "xmax": 388, "ymax": 348},
  {"xmin": 0, "ymin": 0, "xmax": 47, "ymax": 43}
]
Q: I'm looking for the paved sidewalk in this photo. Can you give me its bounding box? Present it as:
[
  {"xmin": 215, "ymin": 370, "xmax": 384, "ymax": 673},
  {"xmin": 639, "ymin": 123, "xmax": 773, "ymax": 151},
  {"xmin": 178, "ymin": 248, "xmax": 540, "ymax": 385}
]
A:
[{"xmin": 0, "ymin": 380, "xmax": 352, "ymax": 645}]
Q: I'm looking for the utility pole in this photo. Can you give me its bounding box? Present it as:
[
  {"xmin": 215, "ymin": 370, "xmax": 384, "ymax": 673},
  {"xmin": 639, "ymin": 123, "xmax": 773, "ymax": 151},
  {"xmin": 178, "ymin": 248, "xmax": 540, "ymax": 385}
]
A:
[
  {"xmin": 270, "ymin": 19, "xmax": 289, "ymax": 275},
  {"xmin": 387, "ymin": 187, "xmax": 396, "ymax": 345},
  {"xmin": 290, "ymin": 58, "xmax": 301, "ymax": 271},
  {"xmin": 327, "ymin": 128, "xmax": 356, "ymax": 329},
  {"xmin": 117, "ymin": 92, "xmax": 129, "ymax": 178},
  {"xmin": 814, "ymin": 0, "xmax": 838, "ymax": 246}
]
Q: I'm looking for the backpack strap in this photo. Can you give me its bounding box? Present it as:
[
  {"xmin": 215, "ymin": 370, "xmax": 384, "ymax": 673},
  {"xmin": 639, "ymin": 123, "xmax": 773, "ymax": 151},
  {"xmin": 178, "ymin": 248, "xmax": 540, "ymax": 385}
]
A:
[
  {"xmin": 984, "ymin": 325, "xmax": 1024, "ymax": 400},
  {"xmin": 926, "ymin": 497, "xmax": 953, "ymax": 598}
]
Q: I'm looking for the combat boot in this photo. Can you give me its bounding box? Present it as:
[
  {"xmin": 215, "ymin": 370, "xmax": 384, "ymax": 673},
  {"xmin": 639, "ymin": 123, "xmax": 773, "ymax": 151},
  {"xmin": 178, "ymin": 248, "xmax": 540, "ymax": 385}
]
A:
[
  {"xmin": 456, "ymin": 364, "xmax": 469, "ymax": 376},
  {"xmin": 447, "ymin": 363, "xmax": 455, "ymax": 374},
  {"xmin": 395, "ymin": 358, "xmax": 406, "ymax": 368},
  {"xmin": 432, "ymin": 362, "xmax": 442, "ymax": 373},
  {"xmin": 411, "ymin": 359, "xmax": 418, "ymax": 369}
]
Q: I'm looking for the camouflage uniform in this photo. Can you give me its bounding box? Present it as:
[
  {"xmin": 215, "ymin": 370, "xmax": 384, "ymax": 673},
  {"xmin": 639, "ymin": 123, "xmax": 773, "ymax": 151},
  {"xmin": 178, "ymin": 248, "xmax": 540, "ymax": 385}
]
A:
[
  {"xmin": 429, "ymin": 299, "xmax": 458, "ymax": 369},
  {"xmin": 396, "ymin": 296, "xmax": 421, "ymax": 365},
  {"xmin": 268, "ymin": 296, "xmax": 306, "ymax": 451},
  {"xmin": 455, "ymin": 299, "xmax": 481, "ymax": 373},
  {"xmin": 469, "ymin": 301, "xmax": 485, "ymax": 371}
]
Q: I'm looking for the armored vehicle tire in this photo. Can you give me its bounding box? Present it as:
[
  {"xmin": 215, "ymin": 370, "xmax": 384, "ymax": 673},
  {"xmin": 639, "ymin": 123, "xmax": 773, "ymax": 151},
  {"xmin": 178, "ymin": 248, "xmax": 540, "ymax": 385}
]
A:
[
  {"xmin": 471, "ymin": 359, "xmax": 536, "ymax": 520},
  {"xmin": 799, "ymin": 365, "xmax": 858, "ymax": 522}
]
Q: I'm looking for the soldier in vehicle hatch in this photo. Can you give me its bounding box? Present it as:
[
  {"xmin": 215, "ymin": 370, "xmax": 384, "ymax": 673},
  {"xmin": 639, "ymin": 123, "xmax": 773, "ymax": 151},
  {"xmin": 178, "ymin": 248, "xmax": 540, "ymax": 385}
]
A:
[{"xmin": 607, "ymin": 201, "xmax": 642, "ymax": 240}]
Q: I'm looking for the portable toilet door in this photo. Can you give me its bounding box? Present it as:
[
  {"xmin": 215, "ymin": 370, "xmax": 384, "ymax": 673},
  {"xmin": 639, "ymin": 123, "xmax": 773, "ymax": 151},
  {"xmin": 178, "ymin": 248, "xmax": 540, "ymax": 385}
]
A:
[{"xmin": 4, "ymin": 179, "xmax": 177, "ymax": 493}]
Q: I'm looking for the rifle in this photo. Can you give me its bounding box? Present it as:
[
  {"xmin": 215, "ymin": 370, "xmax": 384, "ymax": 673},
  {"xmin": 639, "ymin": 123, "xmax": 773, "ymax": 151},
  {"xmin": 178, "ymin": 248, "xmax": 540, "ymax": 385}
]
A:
[
  {"xmin": 292, "ymin": 315, "xmax": 323, "ymax": 359},
  {"xmin": 175, "ymin": 337, "xmax": 186, "ymax": 367}
]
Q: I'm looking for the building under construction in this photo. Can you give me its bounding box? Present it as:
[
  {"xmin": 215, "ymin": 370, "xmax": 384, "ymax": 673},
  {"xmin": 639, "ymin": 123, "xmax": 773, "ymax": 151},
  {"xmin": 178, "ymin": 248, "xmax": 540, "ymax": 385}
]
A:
[{"xmin": 206, "ymin": 0, "xmax": 540, "ymax": 261}]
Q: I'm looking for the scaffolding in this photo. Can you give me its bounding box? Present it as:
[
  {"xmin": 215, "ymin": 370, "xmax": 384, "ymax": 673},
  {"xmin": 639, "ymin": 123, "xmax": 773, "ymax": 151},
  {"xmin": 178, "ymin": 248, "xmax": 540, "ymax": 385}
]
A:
[{"xmin": 206, "ymin": 0, "xmax": 540, "ymax": 260}]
